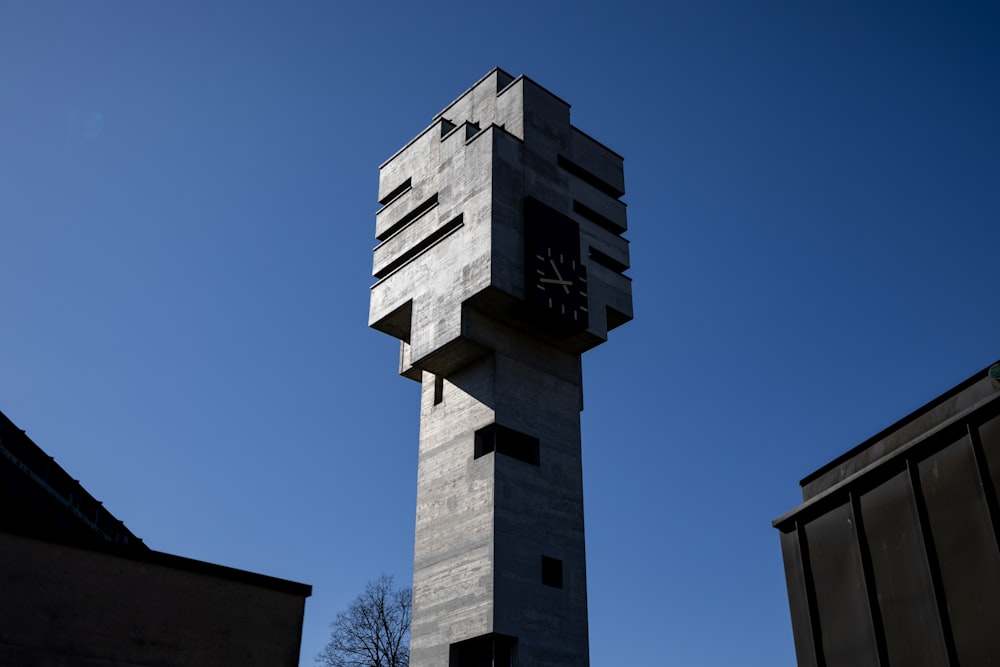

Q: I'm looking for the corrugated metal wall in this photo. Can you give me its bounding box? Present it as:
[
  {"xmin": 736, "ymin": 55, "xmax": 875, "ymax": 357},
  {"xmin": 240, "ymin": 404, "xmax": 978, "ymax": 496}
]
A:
[{"xmin": 775, "ymin": 388, "xmax": 1000, "ymax": 666}]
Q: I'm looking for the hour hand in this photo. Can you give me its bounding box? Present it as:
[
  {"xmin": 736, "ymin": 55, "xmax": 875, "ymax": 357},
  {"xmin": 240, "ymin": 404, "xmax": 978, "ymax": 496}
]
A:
[
  {"xmin": 539, "ymin": 278, "xmax": 573, "ymax": 286},
  {"xmin": 548, "ymin": 260, "xmax": 571, "ymax": 293}
]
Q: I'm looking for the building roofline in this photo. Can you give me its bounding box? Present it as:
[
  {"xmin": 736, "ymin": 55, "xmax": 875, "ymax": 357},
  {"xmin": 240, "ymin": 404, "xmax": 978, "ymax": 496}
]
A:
[
  {"xmin": 1, "ymin": 527, "xmax": 312, "ymax": 597},
  {"xmin": 799, "ymin": 358, "xmax": 1000, "ymax": 489},
  {"xmin": 1, "ymin": 408, "xmax": 311, "ymax": 598},
  {"xmin": 380, "ymin": 68, "xmax": 588, "ymax": 170}
]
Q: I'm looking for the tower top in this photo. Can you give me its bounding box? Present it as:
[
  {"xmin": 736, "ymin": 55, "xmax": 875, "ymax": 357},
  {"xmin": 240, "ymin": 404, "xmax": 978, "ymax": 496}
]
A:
[{"xmin": 370, "ymin": 69, "xmax": 633, "ymax": 379}]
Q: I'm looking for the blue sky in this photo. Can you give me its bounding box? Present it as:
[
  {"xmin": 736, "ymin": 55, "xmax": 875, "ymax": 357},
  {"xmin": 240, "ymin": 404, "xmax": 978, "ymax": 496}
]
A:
[{"xmin": 1, "ymin": 2, "xmax": 998, "ymax": 665}]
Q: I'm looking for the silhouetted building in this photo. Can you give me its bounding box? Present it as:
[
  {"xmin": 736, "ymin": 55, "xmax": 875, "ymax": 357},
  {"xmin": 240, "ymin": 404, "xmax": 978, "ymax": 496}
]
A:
[
  {"xmin": 0, "ymin": 409, "xmax": 311, "ymax": 667},
  {"xmin": 773, "ymin": 361, "xmax": 1000, "ymax": 666}
]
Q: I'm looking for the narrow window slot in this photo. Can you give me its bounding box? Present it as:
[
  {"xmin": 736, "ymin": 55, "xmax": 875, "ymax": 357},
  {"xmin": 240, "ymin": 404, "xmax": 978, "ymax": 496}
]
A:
[
  {"xmin": 433, "ymin": 374, "xmax": 444, "ymax": 405},
  {"xmin": 374, "ymin": 213, "xmax": 463, "ymax": 280},
  {"xmin": 378, "ymin": 177, "xmax": 411, "ymax": 207},
  {"xmin": 376, "ymin": 193, "xmax": 440, "ymax": 242},
  {"xmin": 573, "ymin": 199, "xmax": 624, "ymax": 235},
  {"xmin": 473, "ymin": 424, "xmax": 540, "ymax": 466},
  {"xmin": 589, "ymin": 246, "xmax": 629, "ymax": 274},
  {"xmin": 558, "ymin": 155, "xmax": 624, "ymax": 199}
]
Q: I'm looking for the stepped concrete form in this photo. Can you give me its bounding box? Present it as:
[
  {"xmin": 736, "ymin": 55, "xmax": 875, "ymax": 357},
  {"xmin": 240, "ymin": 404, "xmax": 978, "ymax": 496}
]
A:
[{"xmin": 370, "ymin": 68, "xmax": 633, "ymax": 667}]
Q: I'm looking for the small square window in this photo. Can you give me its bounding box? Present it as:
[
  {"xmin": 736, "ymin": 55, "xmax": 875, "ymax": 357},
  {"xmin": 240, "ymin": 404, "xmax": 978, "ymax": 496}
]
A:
[{"xmin": 541, "ymin": 556, "xmax": 563, "ymax": 588}]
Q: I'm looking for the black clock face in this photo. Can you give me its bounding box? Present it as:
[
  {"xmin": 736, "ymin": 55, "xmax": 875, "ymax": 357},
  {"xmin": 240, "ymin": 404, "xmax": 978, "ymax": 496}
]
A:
[
  {"xmin": 524, "ymin": 197, "xmax": 589, "ymax": 333},
  {"xmin": 529, "ymin": 245, "xmax": 588, "ymax": 325}
]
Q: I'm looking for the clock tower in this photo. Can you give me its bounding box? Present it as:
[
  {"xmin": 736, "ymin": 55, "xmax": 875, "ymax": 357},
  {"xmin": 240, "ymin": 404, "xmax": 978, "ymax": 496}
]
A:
[{"xmin": 369, "ymin": 69, "xmax": 632, "ymax": 667}]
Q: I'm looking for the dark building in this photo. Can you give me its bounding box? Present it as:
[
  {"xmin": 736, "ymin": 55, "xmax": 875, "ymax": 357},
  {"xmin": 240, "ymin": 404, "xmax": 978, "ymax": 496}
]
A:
[
  {"xmin": 0, "ymin": 409, "xmax": 311, "ymax": 667},
  {"xmin": 773, "ymin": 361, "xmax": 1000, "ymax": 666}
]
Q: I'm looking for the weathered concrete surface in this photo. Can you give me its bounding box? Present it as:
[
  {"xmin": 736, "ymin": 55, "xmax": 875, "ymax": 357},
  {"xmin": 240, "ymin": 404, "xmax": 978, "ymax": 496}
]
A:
[
  {"xmin": 370, "ymin": 68, "xmax": 632, "ymax": 666},
  {"xmin": 370, "ymin": 68, "xmax": 633, "ymax": 378}
]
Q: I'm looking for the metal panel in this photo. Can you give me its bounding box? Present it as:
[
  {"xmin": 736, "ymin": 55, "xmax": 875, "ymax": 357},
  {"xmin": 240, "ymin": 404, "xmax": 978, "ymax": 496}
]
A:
[
  {"xmin": 976, "ymin": 414, "xmax": 1000, "ymax": 549},
  {"xmin": 779, "ymin": 526, "xmax": 818, "ymax": 667},
  {"xmin": 858, "ymin": 471, "xmax": 948, "ymax": 666},
  {"xmin": 804, "ymin": 502, "xmax": 879, "ymax": 667},
  {"xmin": 918, "ymin": 435, "xmax": 1000, "ymax": 665},
  {"xmin": 776, "ymin": 369, "xmax": 1000, "ymax": 667}
]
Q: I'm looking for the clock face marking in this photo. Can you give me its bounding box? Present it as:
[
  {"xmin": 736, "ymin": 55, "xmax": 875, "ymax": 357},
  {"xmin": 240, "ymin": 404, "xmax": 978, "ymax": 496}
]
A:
[{"xmin": 523, "ymin": 197, "xmax": 589, "ymax": 333}]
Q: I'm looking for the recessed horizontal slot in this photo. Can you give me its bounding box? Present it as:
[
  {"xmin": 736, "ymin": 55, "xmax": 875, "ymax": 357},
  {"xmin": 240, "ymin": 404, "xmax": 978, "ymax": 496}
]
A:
[
  {"xmin": 378, "ymin": 177, "xmax": 411, "ymax": 207},
  {"xmin": 450, "ymin": 633, "xmax": 517, "ymax": 667},
  {"xmin": 573, "ymin": 200, "xmax": 624, "ymax": 235},
  {"xmin": 474, "ymin": 423, "xmax": 540, "ymax": 466},
  {"xmin": 588, "ymin": 246, "xmax": 629, "ymax": 274},
  {"xmin": 373, "ymin": 214, "xmax": 463, "ymax": 280},
  {"xmin": 558, "ymin": 155, "xmax": 624, "ymax": 199},
  {"xmin": 376, "ymin": 193, "xmax": 439, "ymax": 242}
]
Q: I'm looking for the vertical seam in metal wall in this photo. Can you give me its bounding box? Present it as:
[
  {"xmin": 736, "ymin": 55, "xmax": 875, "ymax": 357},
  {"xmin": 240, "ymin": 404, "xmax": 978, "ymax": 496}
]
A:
[
  {"xmin": 907, "ymin": 458, "xmax": 960, "ymax": 666},
  {"xmin": 795, "ymin": 519, "xmax": 826, "ymax": 667},
  {"xmin": 967, "ymin": 422, "xmax": 1000, "ymax": 561},
  {"xmin": 849, "ymin": 491, "xmax": 889, "ymax": 665}
]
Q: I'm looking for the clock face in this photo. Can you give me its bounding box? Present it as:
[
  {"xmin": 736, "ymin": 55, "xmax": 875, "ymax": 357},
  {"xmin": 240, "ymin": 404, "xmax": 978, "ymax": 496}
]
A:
[
  {"xmin": 529, "ymin": 245, "xmax": 589, "ymax": 326},
  {"xmin": 524, "ymin": 197, "xmax": 589, "ymax": 333}
]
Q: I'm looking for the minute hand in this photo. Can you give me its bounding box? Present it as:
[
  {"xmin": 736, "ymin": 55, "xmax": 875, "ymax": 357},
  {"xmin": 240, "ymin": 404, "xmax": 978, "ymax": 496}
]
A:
[{"xmin": 549, "ymin": 260, "xmax": 571, "ymax": 293}]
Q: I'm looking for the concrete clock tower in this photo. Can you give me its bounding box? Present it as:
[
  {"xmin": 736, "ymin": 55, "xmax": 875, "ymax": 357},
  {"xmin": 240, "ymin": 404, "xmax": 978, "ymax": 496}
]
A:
[{"xmin": 369, "ymin": 68, "xmax": 632, "ymax": 667}]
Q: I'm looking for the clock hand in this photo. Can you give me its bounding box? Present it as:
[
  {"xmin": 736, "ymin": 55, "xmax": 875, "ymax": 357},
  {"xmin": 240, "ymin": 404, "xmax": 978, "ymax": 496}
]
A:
[
  {"xmin": 539, "ymin": 278, "xmax": 573, "ymax": 286},
  {"xmin": 548, "ymin": 260, "xmax": 571, "ymax": 293}
]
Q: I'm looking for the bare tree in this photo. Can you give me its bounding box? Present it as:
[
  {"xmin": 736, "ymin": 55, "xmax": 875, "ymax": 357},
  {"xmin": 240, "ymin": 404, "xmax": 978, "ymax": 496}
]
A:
[{"xmin": 317, "ymin": 574, "xmax": 411, "ymax": 667}]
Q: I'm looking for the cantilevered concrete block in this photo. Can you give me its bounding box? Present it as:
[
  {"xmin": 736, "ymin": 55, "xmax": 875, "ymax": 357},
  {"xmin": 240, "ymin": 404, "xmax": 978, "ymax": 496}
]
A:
[{"xmin": 370, "ymin": 68, "xmax": 632, "ymax": 380}]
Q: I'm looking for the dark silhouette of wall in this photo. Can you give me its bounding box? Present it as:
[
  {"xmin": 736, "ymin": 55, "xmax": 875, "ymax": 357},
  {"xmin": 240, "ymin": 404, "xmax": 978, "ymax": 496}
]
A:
[
  {"xmin": 774, "ymin": 362, "xmax": 1000, "ymax": 666},
  {"xmin": 0, "ymin": 410, "xmax": 311, "ymax": 666}
]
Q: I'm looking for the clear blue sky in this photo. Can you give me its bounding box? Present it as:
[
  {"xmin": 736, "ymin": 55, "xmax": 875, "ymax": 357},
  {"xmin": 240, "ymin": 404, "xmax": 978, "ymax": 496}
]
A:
[{"xmin": 2, "ymin": 2, "xmax": 998, "ymax": 665}]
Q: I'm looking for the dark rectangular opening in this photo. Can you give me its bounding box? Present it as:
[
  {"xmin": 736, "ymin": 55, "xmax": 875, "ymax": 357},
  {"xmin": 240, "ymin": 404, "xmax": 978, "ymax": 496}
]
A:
[
  {"xmin": 374, "ymin": 214, "xmax": 463, "ymax": 280},
  {"xmin": 557, "ymin": 155, "xmax": 624, "ymax": 199},
  {"xmin": 589, "ymin": 246, "xmax": 629, "ymax": 274},
  {"xmin": 474, "ymin": 424, "xmax": 539, "ymax": 466},
  {"xmin": 450, "ymin": 633, "xmax": 517, "ymax": 667},
  {"xmin": 378, "ymin": 177, "xmax": 411, "ymax": 207},
  {"xmin": 541, "ymin": 555, "xmax": 563, "ymax": 588},
  {"xmin": 433, "ymin": 374, "xmax": 444, "ymax": 405},
  {"xmin": 573, "ymin": 199, "xmax": 624, "ymax": 235},
  {"xmin": 376, "ymin": 193, "xmax": 439, "ymax": 242}
]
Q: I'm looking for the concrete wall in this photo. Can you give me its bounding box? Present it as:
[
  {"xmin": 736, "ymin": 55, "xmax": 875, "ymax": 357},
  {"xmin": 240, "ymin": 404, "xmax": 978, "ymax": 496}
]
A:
[
  {"xmin": 409, "ymin": 328, "xmax": 591, "ymax": 666},
  {"xmin": 371, "ymin": 68, "xmax": 633, "ymax": 667},
  {"xmin": 370, "ymin": 68, "xmax": 632, "ymax": 378},
  {"xmin": 0, "ymin": 532, "xmax": 309, "ymax": 667}
]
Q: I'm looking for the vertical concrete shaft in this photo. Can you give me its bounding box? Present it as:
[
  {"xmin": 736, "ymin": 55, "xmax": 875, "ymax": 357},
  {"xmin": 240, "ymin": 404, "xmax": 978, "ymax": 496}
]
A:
[{"xmin": 410, "ymin": 332, "xmax": 589, "ymax": 666}]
